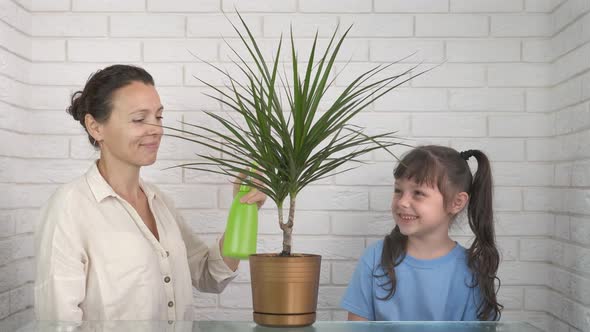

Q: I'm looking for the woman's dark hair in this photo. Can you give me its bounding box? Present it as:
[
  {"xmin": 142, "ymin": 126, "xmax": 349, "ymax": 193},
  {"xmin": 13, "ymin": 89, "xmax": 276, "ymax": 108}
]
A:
[
  {"xmin": 377, "ymin": 145, "xmax": 503, "ymax": 320},
  {"xmin": 66, "ymin": 64, "xmax": 154, "ymax": 147}
]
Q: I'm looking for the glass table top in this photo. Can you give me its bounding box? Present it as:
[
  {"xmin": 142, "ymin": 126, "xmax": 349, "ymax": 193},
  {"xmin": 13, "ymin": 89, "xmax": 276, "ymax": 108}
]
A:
[{"xmin": 8, "ymin": 321, "xmax": 542, "ymax": 332}]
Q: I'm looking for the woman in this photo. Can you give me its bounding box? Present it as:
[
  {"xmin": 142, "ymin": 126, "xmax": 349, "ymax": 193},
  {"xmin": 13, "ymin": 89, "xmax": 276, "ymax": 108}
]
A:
[{"xmin": 34, "ymin": 64, "xmax": 266, "ymax": 321}]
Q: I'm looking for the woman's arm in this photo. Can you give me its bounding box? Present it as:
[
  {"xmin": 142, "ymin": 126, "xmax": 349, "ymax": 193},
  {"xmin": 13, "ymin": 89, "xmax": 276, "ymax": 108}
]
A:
[{"xmin": 348, "ymin": 312, "xmax": 369, "ymax": 321}]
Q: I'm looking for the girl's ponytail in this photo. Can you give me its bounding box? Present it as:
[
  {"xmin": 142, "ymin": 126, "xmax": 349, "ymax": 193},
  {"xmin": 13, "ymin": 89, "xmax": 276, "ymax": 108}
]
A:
[{"xmin": 464, "ymin": 150, "xmax": 503, "ymax": 320}]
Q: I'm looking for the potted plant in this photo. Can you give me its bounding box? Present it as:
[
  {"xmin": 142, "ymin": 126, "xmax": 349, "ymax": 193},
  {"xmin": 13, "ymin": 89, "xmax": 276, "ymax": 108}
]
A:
[{"xmin": 165, "ymin": 14, "xmax": 426, "ymax": 327}]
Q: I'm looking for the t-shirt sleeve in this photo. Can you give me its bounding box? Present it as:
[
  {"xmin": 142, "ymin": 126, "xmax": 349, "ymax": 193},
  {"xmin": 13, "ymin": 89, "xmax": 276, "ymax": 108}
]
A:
[{"xmin": 340, "ymin": 251, "xmax": 376, "ymax": 320}]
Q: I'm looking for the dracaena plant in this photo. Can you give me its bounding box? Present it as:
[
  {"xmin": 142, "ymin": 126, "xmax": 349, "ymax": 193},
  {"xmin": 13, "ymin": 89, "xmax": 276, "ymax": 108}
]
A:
[{"xmin": 164, "ymin": 14, "xmax": 428, "ymax": 256}]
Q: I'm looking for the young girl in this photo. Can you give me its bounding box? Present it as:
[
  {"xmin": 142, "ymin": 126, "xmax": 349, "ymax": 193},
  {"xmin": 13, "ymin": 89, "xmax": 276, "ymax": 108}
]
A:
[{"xmin": 341, "ymin": 145, "xmax": 502, "ymax": 321}]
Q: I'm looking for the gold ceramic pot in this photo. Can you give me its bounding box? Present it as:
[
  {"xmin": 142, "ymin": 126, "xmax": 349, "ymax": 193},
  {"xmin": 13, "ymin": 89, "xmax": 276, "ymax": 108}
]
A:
[{"xmin": 249, "ymin": 253, "xmax": 322, "ymax": 327}]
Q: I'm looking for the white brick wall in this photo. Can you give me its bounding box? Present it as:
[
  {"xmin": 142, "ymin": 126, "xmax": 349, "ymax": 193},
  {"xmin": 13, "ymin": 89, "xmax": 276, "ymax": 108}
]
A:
[{"xmin": 1, "ymin": 0, "xmax": 589, "ymax": 330}]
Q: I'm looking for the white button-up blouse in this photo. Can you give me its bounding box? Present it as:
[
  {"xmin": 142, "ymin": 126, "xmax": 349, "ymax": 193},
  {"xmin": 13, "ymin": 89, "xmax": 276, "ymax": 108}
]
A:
[{"xmin": 34, "ymin": 162, "xmax": 237, "ymax": 321}]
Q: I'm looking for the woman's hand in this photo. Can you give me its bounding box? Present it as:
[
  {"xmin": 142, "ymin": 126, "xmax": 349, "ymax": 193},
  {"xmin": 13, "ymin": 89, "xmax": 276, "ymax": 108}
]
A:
[{"xmin": 232, "ymin": 171, "xmax": 267, "ymax": 209}]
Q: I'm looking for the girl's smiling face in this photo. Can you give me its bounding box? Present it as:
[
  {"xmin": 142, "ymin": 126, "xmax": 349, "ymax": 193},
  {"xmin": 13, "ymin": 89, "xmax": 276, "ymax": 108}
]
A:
[{"xmin": 391, "ymin": 177, "xmax": 453, "ymax": 240}]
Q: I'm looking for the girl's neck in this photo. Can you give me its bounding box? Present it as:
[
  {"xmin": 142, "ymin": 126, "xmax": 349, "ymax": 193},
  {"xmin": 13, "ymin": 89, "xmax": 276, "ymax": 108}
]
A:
[
  {"xmin": 96, "ymin": 156, "xmax": 142, "ymax": 202},
  {"xmin": 406, "ymin": 235, "xmax": 456, "ymax": 260}
]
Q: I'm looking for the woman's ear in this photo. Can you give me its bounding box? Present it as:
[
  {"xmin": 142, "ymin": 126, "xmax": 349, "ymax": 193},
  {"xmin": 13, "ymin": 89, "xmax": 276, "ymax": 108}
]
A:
[
  {"xmin": 85, "ymin": 113, "xmax": 103, "ymax": 143},
  {"xmin": 449, "ymin": 191, "xmax": 469, "ymax": 214}
]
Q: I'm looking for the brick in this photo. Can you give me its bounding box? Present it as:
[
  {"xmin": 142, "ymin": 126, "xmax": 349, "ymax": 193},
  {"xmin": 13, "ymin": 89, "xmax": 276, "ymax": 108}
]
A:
[
  {"xmin": 299, "ymin": 0, "xmax": 371, "ymax": 13},
  {"xmin": 446, "ymin": 40, "xmax": 521, "ymax": 62},
  {"xmin": 223, "ymin": 0, "xmax": 296, "ymax": 12},
  {"xmin": 451, "ymin": 138, "xmax": 525, "ymax": 162},
  {"xmin": 572, "ymin": 160, "xmax": 590, "ymax": 187},
  {"xmin": 30, "ymin": 63, "xmax": 103, "ymax": 86},
  {"xmin": 451, "ymin": 0, "xmax": 523, "ymax": 12},
  {"xmin": 0, "ymin": 184, "xmax": 59, "ymax": 208},
  {"xmin": 523, "ymin": 187, "xmax": 563, "ymax": 212},
  {"xmin": 158, "ymin": 87, "xmax": 221, "ymax": 111},
  {"xmin": 0, "ymin": 291, "xmax": 7, "ymax": 319},
  {"xmin": 158, "ymin": 184, "xmax": 217, "ymax": 209},
  {"xmin": 493, "ymin": 162, "xmax": 554, "ymax": 186},
  {"xmin": 553, "ymin": 0, "xmax": 590, "ymax": 32},
  {"xmin": 265, "ymin": 211, "xmax": 331, "ymax": 235},
  {"xmin": 374, "ymin": 88, "xmax": 447, "ymax": 111},
  {"xmin": 520, "ymin": 238, "xmax": 550, "ymax": 261},
  {"xmin": 416, "ymin": 15, "xmax": 488, "ymax": 37},
  {"xmin": 494, "ymin": 188, "xmax": 522, "ymax": 211},
  {"xmin": 339, "ymin": 15, "xmax": 413, "ymax": 37},
  {"xmin": 411, "ymin": 64, "xmax": 486, "ymax": 87},
  {"xmin": 0, "ymin": 48, "xmax": 29, "ymax": 84},
  {"xmin": 263, "ymin": 15, "xmax": 338, "ymax": 38},
  {"xmin": 555, "ymin": 103, "xmax": 589, "ymax": 135},
  {"xmin": 554, "ymin": 162, "xmax": 572, "ymax": 186},
  {"xmin": 488, "ymin": 64, "xmax": 551, "ymax": 87},
  {"xmin": 0, "ymin": 0, "xmax": 32, "ymax": 35},
  {"xmin": 548, "ymin": 267, "xmax": 590, "ymax": 306},
  {"xmin": 522, "ymin": 39, "xmax": 551, "ymax": 62},
  {"xmin": 527, "ymin": 288, "xmax": 590, "ymax": 330},
  {"xmin": 13, "ymin": 209, "xmax": 37, "ymax": 235},
  {"xmin": 148, "ymin": 0, "xmax": 219, "ymax": 12},
  {"xmin": 450, "ymin": 88, "xmax": 524, "ymax": 112},
  {"xmin": 369, "ymin": 186, "xmax": 393, "ymax": 211},
  {"xmin": 331, "ymin": 212, "xmax": 392, "ymax": 236},
  {"xmin": 73, "ymin": 0, "xmax": 145, "ymax": 11},
  {"xmin": 499, "ymin": 261, "xmax": 548, "ymax": 285},
  {"xmin": 29, "ymin": 86, "xmax": 72, "ymax": 110},
  {"xmin": 297, "ymin": 186, "xmax": 368, "ymax": 211},
  {"xmin": 497, "ymin": 237, "xmax": 518, "ymax": 261},
  {"xmin": 187, "ymin": 14, "xmax": 262, "ymax": 38},
  {"xmin": 489, "ymin": 114, "xmax": 553, "ymax": 137},
  {"xmin": 193, "ymin": 290, "xmax": 217, "ymax": 307},
  {"xmin": 553, "ymin": 215, "xmax": 570, "ymax": 240},
  {"xmin": 317, "ymin": 286, "xmax": 346, "ymax": 309},
  {"xmin": 375, "ymin": 0, "xmax": 449, "ymax": 12},
  {"xmin": 332, "ymin": 261, "xmax": 358, "ymax": 284},
  {"xmin": 9, "ymin": 283, "xmax": 32, "ymax": 313},
  {"xmin": 110, "ymin": 15, "xmax": 185, "ymax": 37},
  {"xmin": 0, "ymin": 20, "xmax": 30, "ymax": 59},
  {"xmin": 192, "ymin": 308, "xmax": 251, "ymax": 321},
  {"xmin": 334, "ymin": 163, "xmax": 393, "ymax": 186},
  {"xmin": 219, "ymin": 284, "xmax": 252, "ymax": 308},
  {"xmin": 553, "ymin": 42, "xmax": 590, "ymax": 85},
  {"xmin": 492, "ymin": 15, "xmax": 552, "ymax": 37},
  {"xmin": 495, "ymin": 213, "xmax": 553, "ymax": 236},
  {"xmin": 138, "ymin": 63, "xmax": 183, "ymax": 86},
  {"xmin": 17, "ymin": 0, "xmax": 69, "ymax": 11},
  {"xmin": 525, "ymin": 0, "xmax": 563, "ymax": 12},
  {"xmin": 0, "ymin": 73, "xmax": 28, "ymax": 108},
  {"xmin": 498, "ymin": 287, "xmax": 524, "ymax": 310},
  {"xmin": 412, "ymin": 114, "xmax": 486, "ymax": 137},
  {"xmin": 67, "ymin": 40, "xmax": 141, "ymax": 62},
  {"xmin": 32, "ymin": 15, "xmax": 107, "ymax": 37},
  {"xmin": 370, "ymin": 40, "xmax": 445, "ymax": 63},
  {"xmin": 0, "ymin": 130, "xmax": 69, "ymax": 158},
  {"xmin": 143, "ymin": 39, "xmax": 218, "ymax": 62},
  {"xmin": 31, "ymin": 39, "xmax": 65, "ymax": 61},
  {"xmin": 0, "ymin": 157, "xmax": 88, "ymax": 183}
]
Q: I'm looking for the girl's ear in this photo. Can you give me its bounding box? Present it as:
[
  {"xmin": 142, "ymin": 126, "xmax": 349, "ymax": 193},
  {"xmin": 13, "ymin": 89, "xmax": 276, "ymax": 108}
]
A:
[{"xmin": 449, "ymin": 191, "xmax": 469, "ymax": 215}]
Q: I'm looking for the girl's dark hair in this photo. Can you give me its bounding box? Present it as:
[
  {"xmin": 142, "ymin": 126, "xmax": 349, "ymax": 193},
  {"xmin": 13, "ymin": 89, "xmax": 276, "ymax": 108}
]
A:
[
  {"xmin": 378, "ymin": 145, "xmax": 503, "ymax": 320},
  {"xmin": 66, "ymin": 64, "xmax": 154, "ymax": 147}
]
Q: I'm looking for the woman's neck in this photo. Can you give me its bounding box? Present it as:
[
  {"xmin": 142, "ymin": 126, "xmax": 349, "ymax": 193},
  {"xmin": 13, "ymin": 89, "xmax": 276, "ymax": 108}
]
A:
[{"xmin": 97, "ymin": 157, "xmax": 142, "ymax": 203}]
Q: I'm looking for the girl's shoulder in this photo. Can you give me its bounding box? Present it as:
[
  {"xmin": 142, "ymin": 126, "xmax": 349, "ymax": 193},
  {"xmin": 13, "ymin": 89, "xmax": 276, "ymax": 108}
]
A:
[{"xmin": 359, "ymin": 239, "xmax": 386, "ymax": 268}]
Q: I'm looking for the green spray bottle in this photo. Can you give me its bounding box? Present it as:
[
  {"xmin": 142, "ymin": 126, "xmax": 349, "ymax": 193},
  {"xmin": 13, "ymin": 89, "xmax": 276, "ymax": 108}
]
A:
[{"xmin": 222, "ymin": 176, "xmax": 259, "ymax": 259}]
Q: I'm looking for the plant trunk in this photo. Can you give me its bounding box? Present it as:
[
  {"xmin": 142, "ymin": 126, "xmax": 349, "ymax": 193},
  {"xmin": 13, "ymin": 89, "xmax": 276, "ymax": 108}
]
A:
[{"xmin": 278, "ymin": 196, "xmax": 295, "ymax": 256}]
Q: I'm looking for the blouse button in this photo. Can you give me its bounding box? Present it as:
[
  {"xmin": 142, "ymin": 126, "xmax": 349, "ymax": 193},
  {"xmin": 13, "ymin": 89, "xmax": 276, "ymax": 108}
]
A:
[
  {"xmin": 164, "ymin": 276, "xmax": 171, "ymax": 283},
  {"xmin": 168, "ymin": 301, "xmax": 174, "ymax": 307}
]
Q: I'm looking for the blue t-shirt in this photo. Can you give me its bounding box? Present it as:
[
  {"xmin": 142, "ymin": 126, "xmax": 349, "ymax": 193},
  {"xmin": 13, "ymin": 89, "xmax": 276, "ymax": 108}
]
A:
[{"xmin": 341, "ymin": 240, "xmax": 481, "ymax": 321}]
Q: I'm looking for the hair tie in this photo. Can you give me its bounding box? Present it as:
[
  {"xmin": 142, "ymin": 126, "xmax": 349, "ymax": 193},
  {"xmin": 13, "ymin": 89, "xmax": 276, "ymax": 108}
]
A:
[{"xmin": 460, "ymin": 149, "xmax": 475, "ymax": 160}]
